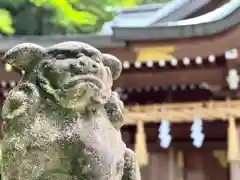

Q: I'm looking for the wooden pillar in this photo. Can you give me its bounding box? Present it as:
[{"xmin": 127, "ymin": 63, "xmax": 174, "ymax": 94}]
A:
[
  {"xmin": 168, "ymin": 148, "xmax": 175, "ymax": 180},
  {"xmin": 229, "ymin": 162, "xmax": 240, "ymax": 180},
  {"xmin": 227, "ymin": 116, "xmax": 240, "ymax": 180},
  {"xmin": 176, "ymin": 150, "xmax": 184, "ymax": 180}
]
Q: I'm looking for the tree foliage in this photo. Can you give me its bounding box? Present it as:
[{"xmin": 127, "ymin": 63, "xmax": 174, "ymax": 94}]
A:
[
  {"xmin": 0, "ymin": 0, "xmax": 170, "ymax": 35},
  {"xmin": 0, "ymin": 9, "xmax": 14, "ymax": 35}
]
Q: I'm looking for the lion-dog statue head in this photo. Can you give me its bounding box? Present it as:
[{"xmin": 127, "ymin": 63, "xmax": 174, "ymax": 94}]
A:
[{"xmin": 3, "ymin": 41, "xmax": 122, "ymax": 112}]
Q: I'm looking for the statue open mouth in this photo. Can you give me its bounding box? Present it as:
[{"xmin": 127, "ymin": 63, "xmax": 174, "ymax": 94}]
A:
[{"xmin": 58, "ymin": 75, "xmax": 105, "ymax": 109}]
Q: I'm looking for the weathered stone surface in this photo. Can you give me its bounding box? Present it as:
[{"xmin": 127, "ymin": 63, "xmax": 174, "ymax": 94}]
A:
[{"xmin": 1, "ymin": 42, "xmax": 141, "ymax": 180}]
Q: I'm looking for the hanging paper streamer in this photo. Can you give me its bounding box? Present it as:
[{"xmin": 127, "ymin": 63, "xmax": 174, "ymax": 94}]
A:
[
  {"xmin": 134, "ymin": 120, "xmax": 148, "ymax": 166},
  {"xmin": 158, "ymin": 120, "xmax": 172, "ymax": 148},
  {"xmin": 191, "ymin": 118, "xmax": 205, "ymax": 148}
]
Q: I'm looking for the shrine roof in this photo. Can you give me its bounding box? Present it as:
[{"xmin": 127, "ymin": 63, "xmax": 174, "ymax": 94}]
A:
[
  {"xmin": 112, "ymin": 0, "xmax": 240, "ymax": 40},
  {"xmin": 0, "ymin": 1, "xmax": 238, "ymax": 51}
]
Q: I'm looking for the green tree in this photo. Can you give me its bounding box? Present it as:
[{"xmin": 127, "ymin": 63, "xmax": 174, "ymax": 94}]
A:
[
  {"xmin": 0, "ymin": 0, "xmax": 141, "ymax": 35},
  {"xmin": 0, "ymin": 9, "xmax": 14, "ymax": 35},
  {"xmin": 0, "ymin": 0, "xmax": 171, "ymax": 35}
]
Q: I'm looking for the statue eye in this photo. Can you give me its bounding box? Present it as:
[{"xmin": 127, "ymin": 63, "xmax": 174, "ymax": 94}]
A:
[
  {"xmin": 92, "ymin": 55, "xmax": 101, "ymax": 63},
  {"xmin": 55, "ymin": 54, "xmax": 65, "ymax": 59}
]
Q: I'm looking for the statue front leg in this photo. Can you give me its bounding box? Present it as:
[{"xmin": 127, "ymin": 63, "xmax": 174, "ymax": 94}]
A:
[{"xmin": 122, "ymin": 148, "xmax": 141, "ymax": 180}]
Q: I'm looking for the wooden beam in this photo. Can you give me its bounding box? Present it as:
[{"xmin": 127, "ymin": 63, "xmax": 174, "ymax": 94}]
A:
[
  {"xmin": 124, "ymin": 108, "xmax": 240, "ymax": 124},
  {"xmin": 126, "ymin": 100, "xmax": 240, "ymax": 111},
  {"xmin": 123, "ymin": 100, "xmax": 240, "ymax": 124}
]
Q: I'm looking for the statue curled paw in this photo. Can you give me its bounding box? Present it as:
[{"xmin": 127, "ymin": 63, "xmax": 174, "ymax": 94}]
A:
[{"xmin": 104, "ymin": 91, "xmax": 124, "ymax": 129}]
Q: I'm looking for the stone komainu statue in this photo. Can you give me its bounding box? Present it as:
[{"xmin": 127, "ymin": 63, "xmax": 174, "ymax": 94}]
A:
[{"xmin": 1, "ymin": 42, "xmax": 141, "ymax": 180}]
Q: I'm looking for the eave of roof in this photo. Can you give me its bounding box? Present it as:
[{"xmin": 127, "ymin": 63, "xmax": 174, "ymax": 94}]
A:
[
  {"xmin": 0, "ymin": 2, "xmax": 239, "ymax": 52},
  {"xmin": 112, "ymin": 1, "xmax": 240, "ymax": 40},
  {"xmin": 0, "ymin": 34, "xmax": 126, "ymax": 52},
  {"xmin": 118, "ymin": 3, "xmax": 164, "ymax": 13}
]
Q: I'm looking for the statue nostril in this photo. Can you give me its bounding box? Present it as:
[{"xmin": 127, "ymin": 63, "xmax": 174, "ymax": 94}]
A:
[{"xmin": 79, "ymin": 61, "xmax": 85, "ymax": 66}]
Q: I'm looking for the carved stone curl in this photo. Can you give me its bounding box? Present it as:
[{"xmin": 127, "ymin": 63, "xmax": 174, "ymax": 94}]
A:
[{"xmin": 1, "ymin": 42, "xmax": 141, "ymax": 180}]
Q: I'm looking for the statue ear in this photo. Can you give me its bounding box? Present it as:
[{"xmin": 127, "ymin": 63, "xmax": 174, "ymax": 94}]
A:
[
  {"xmin": 102, "ymin": 54, "xmax": 122, "ymax": 80},
  {"xmin": 3, "ymin": 43, "xmax": 46, "ymax": 72}
]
